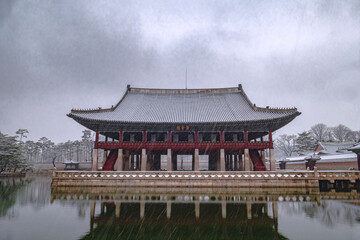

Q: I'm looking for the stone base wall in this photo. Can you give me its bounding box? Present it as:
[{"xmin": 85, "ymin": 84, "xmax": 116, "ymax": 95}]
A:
[
  {"xmin": 52, "ymin": 178, "xmax": 319, "ymax": 188},
  {"xmin": 52, "ymin": 171, "xmax": 323, "ymax": 188}
]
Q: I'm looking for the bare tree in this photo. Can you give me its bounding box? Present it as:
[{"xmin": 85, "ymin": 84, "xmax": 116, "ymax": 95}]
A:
[
  {"xmin": 49, "ymin": 145, "xmax": 60, "ymax": 167},
  {"xmin": 331, "ymin": 124, "xmax": 352, "ymax": 142},
  {"xmin": 354, "ymin": 131, "xmax": 360, "ymax": 142},
  {"xmin": 275, "ymin": 134, "xmax": 297, "ymax": 157},
  {"xmin": 310, "ymin": 123, "xmax": 328, "ymax": 142},
  {"xmin": 345, "ymin": 130, "xmax": 360, "ymax": 142}
]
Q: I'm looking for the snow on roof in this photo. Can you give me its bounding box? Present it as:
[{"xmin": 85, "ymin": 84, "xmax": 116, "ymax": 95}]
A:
[
  {"xmin": 284, "ymin": 152, "xmax": 358, "ymax": 163},
  {"xmin": 317, "ymin": 142, "xmax": 355, "ymax": 154},
  {"xmin": 68, "ymin": 85, "xmax": 300, "ymax": 125},
  {"xmin": 348, "ymin": 144, "xmax": 360, "ymax": 151}
]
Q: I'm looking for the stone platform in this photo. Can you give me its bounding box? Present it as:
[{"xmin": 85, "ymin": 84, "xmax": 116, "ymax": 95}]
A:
[{"xmin": 51, "ymin": 169, "xmax": 360, "ymax": 189}]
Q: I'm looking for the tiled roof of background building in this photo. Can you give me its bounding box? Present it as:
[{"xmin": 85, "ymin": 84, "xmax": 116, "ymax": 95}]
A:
[{"xmin": 317, "ymin": 142, "xmax": 355, "ymax": 154}]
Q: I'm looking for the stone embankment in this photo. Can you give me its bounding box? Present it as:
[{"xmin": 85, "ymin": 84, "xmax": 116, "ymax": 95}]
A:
[{"xmin": 51, "ymin": 169, "xmax": 360, "ymax": 189}]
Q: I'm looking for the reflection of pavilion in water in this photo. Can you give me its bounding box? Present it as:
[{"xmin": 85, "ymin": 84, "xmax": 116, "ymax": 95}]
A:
[
  {"xmin": 51, "ymin": 188, "xmax": 304, "ymax": 239},
  {"xmin": 50, "ymin": 187, "xmax": 360, "ymax": 239},
  {"xmin": 85, "ymin": 200, "xmax": 281, "ymax": 239}
]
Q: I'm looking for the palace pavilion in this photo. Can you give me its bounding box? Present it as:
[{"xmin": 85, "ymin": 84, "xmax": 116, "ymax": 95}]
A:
[{"xmin": 68, "ymin": 84, "xmax": 300, "ymax": 172}]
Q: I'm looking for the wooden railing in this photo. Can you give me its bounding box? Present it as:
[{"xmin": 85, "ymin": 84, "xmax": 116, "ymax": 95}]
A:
[
  {"xmin": 53, "ymin": 170, "xmax": 360, "ymax": 181},
  {"xmin": 53, "ymin": 170, "xmax": 319, "ymax": 180},
  {"xmin": 317, "ymin": 171, "xmax": 360, "ymax": 183}
]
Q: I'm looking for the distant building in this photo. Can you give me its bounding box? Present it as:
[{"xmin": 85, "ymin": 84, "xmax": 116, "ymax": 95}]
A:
[
  {"xmin": 281, "ymin": 142, "xmax": 359, "ymax": 170},
  {"xmin": 68, "ymin": 84, "xmax": 300, "ymax": 172},
  {"xmin": 348, "ymin": 144, "xmax": 360, "ymax": 170}
]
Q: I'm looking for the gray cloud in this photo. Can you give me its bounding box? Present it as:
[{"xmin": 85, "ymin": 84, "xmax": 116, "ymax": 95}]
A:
[{"xmin": 0, "ymin": 0, "xmax": 359, "ymax": 142}]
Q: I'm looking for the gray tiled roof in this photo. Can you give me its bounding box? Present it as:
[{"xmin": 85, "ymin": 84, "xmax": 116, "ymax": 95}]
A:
[
  {"xmin": 349, "ymin": 144, "xmax": 360, "ymax": 150},
  {"xmin": 348, "ymin": 144, "xmax": 360, "ymax": 154},
  {"xmin": 68, "ymin": 85, "xmax": 300, "ymax": 125},
  {"xmin": 318, "ymin": 142, "xmax": 355, "ymax": 154},
  {"xmin": 285, "ymin": 152, "xmax": 358, "ymax": 163}
]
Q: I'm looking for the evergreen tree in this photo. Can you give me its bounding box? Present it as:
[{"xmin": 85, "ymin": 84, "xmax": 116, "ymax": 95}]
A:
[
  {"xmin": 295, "ymin": 131, "xmax": 316, "ymax": 155},
  {"xmin": 15, "ymin": 129, "xmax": 29, "ymax": 143},
  {"xmin": 0, "ymin": 132, "xmax": 26, "ymax": 172}
]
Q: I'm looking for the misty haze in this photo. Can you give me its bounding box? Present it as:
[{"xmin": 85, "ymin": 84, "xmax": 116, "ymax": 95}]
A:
[{"xmin": 1, "ymin": 1, "xmax": 360, "ymax": 240}]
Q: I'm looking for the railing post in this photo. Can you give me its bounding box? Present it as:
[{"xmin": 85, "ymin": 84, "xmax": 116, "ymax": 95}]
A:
[
  {"xmin": 116, "ymin": 149, "xmax": 123, "ymax": 171},
  {"xmin": 269, "ymin": 148, "xmax": 275, "ymax": 171},
  {"xmin": 92, "ymin": 149, "xmax": 99, "ymax": 171},
  {"xmin": 220, "ymin": 148, "xmax": 225, "ymax": 171},
  {"xmin": 141, "ymin": 148, "xmax": 147, "ymax": 171},
  {"xmin": 194, "ymin": 148, "xmax": 199, "ymax": 171},
  {"xmin": 244, "ymin": 148, "xmax": 250, "ymax": 171},
  {"xmin": 314, "ymin": 167, "xmax": 319, "ymax": 178},
  {"xmin": 167, "ymin": 148, "xmax": 172, "ymax": 171}
]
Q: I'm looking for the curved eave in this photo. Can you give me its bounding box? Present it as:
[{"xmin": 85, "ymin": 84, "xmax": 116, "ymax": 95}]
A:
[{"xmin": 67, "ymin": 111, "xmax": 301, "ymax": 132}]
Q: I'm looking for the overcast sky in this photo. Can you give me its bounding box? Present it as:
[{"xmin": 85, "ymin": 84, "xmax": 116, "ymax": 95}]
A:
[{"xmin": 0, "ymin": 0, "xmax": 359, "ymax": 143}]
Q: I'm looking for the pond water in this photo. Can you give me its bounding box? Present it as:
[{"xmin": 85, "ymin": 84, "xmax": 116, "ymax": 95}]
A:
[{"xmin": 0, "ymin": 176, "xmax": 360, "ymax": 240}]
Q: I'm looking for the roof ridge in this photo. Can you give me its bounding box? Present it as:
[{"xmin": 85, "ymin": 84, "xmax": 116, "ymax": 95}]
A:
[{"xmin": 129, "ymin": 86, "xmax": 239, "ymax": 94}]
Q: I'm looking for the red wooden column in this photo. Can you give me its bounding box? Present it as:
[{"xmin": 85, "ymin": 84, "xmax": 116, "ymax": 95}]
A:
[
  {"xmin": 195, "ymin": 131, "xmax": 199, "ymax": 148},
  {"xmin": 220, "ymin": 130, "xmax": 224, "ymax": 147},
  {"xmin": 103, "ymin": 136, "xmax": 109, "ymax": 165},
  {"xmin": 95, "ymin": 131, "xmax": 99, "ymax": 148},
  {"xmin": 260, "ymin": 136, "xmax": 266, "ymax": 167},
  {"xmin": 244, "ymin": 130, "xmax": 248, "ymax": 147},
  {"xmin": 92, "ymin": 131, "xmax": 99, "ymax": 171},
  {"xmin": 269, "ymin": 130, "xmax": 273, "ymax": 146},
  {"xmin": 269, "ymin": 130, "xmax": 275, "ymax": 171},
  {"xmin": 119, "ymin": 131, "xmax": 123, "ymax": 147},
  {"xmin": 167, "ymin": 131, "xmax": 171, "ymax": 148},
  {"xmin": 357, "ymin": 154, "xmax": 360, "ymax": 170},
  {"xmin": 142, "ymin": 130, "xmax": 146, "ymax": 147}
]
